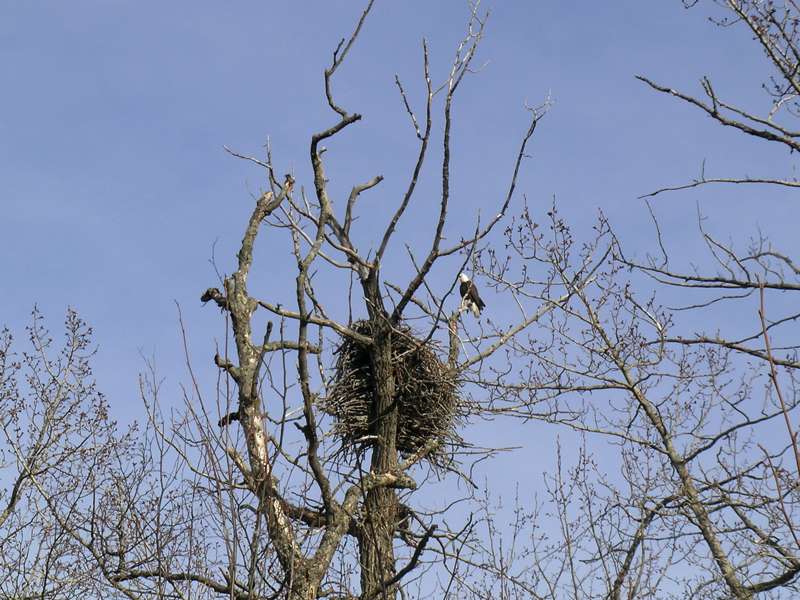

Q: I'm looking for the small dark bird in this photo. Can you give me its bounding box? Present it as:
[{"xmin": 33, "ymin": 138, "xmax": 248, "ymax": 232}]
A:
[
  {"xmin": 218, "ymin": 410, "xmax": 240, "ymax": 428},
  {"xmin": 459, "ymin": 272, "xmax": 486, "ymax": 317}
]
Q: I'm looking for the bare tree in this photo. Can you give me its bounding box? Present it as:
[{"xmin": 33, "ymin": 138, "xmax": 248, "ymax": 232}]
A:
[
  {"xmin": 0, "ymin": 309, "xmax": 121, "ymax": 599},
  {"xmin": 441, "ymin": 1, "xmax": 800, "ymax": 598},
  {"xmin": 23, "ymin": 3, "xmax": 557, "ymax": 600},
  {"xmin": 11, "ymin": 2, "xmax": 800, "ymax": 599},
  {"xmin": 189, "ymin": 4, "xmax": 552, "ymax": 596}
]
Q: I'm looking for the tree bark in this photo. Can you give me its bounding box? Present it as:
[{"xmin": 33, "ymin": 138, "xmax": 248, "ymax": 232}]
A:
[{"xmin": 359, "ymin": 319, "xmax": 399, "ymax": 599}]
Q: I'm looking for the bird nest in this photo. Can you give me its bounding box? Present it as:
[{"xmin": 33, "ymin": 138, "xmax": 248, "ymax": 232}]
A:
[{"xmin": 319, "ymin": 320, "xmax": 462, "ymax": 466}]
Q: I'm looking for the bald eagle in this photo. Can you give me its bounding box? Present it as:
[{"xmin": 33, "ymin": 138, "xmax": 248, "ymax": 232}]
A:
[{"xmin": 458, "ymin": 273, "xmax": 485, "ymax": 317}]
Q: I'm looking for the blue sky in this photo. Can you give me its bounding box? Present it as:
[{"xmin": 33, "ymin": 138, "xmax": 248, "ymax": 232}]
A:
[{"xmin": 2, "ymin": 0, "xmax": 799, "ymax": 551}]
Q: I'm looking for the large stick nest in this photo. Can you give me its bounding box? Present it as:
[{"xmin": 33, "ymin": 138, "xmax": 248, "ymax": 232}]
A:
[{"xmin": 320, "ymin": 320, "xmax": 462, "ymax": 465}]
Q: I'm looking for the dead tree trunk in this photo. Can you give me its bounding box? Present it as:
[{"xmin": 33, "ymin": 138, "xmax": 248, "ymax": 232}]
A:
[{"xmin": 359, "ymin": 287, "xmax": 400, "ymax": 598}]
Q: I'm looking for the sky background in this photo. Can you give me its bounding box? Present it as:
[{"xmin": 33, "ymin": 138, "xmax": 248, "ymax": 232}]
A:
[{"xmin": 2, "ymin": 0, "xmax": 799, "ymax": 566}]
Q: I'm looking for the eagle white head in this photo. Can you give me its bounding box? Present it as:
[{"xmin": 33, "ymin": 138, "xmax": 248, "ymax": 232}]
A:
[{"xmin": 458, "ymin": 272, "xmax": 470, "ymax": 283}]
